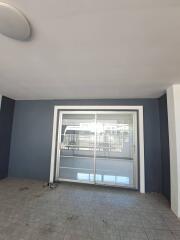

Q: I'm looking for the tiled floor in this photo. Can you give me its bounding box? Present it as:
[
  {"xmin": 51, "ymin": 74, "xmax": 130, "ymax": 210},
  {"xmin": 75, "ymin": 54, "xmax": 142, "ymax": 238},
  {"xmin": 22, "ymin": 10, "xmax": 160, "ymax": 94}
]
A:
[{"xmin": 0, "ymin": 178, "xmax": 180, "ymax": 240}]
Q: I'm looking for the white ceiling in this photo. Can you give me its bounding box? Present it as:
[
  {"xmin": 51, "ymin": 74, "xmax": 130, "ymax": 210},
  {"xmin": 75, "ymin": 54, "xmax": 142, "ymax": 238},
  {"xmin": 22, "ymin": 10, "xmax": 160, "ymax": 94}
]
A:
[{"xmin": 0, "ymin": 0, "xmax": 180, "ymax": 100}]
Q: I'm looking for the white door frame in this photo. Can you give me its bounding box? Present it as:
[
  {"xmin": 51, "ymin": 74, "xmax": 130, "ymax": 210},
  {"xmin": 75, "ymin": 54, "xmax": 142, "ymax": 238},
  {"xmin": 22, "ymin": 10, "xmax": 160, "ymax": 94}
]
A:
[{"xmin": 49, "ymin": 105, "xmax": 145, "ymax": 193}]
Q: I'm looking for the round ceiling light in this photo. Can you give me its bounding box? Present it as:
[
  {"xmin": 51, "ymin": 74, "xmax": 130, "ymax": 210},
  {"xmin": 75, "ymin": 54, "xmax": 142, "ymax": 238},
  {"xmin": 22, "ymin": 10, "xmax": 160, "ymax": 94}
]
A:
[{"xmin": 0, "ymin": 2, "xmax": 31, "ymax": 41}]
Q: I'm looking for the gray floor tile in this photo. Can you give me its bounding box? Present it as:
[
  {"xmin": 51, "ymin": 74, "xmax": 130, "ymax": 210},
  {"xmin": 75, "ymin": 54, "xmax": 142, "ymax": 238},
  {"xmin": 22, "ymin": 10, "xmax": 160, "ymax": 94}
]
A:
[
  {"xmin": 145, "ymin": 229, "xmax": 175, "ymax": 240},
  {"xmin": 141, "ymin": 211, "xmax": 168, "ymax": 230},
  {"xmin": 172, "ymin": 231, "xmax": 180, "ymax": 240},
  {"xmin": 120, "ymin": 231, "xmax": 148, "ymax": 240},
  {"xmin": 0, "ymin": 178, "xmax": 179, "ymax": 240},
  {"xmin": 162, "ymin": 213, "xmax": 180, "ymax": 231}
]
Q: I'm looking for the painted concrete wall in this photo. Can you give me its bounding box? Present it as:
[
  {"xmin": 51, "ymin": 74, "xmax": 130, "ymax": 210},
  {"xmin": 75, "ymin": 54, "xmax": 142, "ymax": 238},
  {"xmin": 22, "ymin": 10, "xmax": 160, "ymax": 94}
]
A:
[
  {"xmin": 0, "ymin": 95, "xmax": 2, "ymax": 109},
  {"xmin": 9, "ymin": 99, "xmax": 162, "ymax": 193},
  {"xmin": 0, "ymin": 96, "xmax": 15, "ymax": 179},
  {"xmin": 167, "ymin": 85, "xmax": 180, "ymax": 217},
  {"xmin": 159, "ymin": 94, "xmax": 170, "ymax": 200}
]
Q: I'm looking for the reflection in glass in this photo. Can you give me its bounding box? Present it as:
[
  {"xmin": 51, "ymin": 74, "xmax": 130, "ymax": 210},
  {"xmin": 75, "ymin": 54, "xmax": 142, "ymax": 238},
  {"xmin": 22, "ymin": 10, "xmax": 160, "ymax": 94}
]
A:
[
  {"xmin": 57, "ymin": 112, "xmax": 137, "ymax": 189},
  {"xmin": 59, "ymin": 114, "xmax": 95, "ymax": 182},
  {"xmin": 95, "ymin": 113, "xmax": 135, "ymax": 187}
]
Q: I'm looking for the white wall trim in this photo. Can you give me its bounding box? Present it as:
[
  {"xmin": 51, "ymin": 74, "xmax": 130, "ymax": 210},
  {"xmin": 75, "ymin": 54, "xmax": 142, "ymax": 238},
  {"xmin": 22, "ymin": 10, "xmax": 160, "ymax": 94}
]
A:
[
  {"xmin": 49, "ymin": 107, "xmax": 58, "ymax": 183},
  {"xmin": 167, "ymin": 85, "xmax": 180, "ymax": 217},
  {"xmin": 49, "ymin": 105, "xmax": 145, "ymax": 193}
]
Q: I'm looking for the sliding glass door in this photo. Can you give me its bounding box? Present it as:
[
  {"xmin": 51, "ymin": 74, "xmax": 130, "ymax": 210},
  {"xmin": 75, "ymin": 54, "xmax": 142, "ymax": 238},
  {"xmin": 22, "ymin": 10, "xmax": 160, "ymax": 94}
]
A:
[
  {"xmin": 95, "ymin": 113, "xmax": 137, "ymax": 188},
  {"xmin": 56, "ymin": 111, "xmax": 138, "ymax": 189},
  {"xmin": 56, "ymin": 113, "xmax": 95, "ymax": 183}
]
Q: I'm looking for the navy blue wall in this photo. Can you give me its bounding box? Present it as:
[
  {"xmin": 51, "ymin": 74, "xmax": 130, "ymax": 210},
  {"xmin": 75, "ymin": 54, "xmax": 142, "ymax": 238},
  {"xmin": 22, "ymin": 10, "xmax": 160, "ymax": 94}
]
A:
[
  {"xmin": 159, "ymin": 95, "xmax": 170, "ymax": 200},
  {"xmin": 9, "ymin": 99, "xmax": 162, "ymax": 193},
  {"xmin": 0, "ymin": 96, "xmax": 15, "ymax": 179}
]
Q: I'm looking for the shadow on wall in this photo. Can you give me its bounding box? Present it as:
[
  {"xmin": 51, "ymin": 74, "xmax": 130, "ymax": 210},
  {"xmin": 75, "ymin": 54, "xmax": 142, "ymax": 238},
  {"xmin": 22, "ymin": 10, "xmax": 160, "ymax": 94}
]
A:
[
  {"xmin": 0, "ymin": 96, "xmax": 15, "ymax": 179},
  {"xmin": 159, "ymin": 94, "xmax": 170, "ymax": 201}
]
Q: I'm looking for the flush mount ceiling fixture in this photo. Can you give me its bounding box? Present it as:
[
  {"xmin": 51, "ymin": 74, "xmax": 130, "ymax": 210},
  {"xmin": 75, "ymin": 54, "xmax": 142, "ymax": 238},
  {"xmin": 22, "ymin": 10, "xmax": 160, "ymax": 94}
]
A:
[{"xmin": 0, "ymin": 2, "xmax": 31, "ymax": 40}]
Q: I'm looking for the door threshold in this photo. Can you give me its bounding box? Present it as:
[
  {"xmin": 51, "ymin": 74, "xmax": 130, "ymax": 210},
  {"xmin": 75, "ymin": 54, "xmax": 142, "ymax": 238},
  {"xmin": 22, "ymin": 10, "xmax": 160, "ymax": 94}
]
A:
[{"xmin": 55, "ymin": 179, "xmax": 138, "ymax": 191}]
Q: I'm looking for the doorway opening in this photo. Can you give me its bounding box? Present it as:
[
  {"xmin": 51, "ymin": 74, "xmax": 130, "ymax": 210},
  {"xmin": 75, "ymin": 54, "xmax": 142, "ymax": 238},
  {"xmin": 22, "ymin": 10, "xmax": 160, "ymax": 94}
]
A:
[{"xmin": 50, "ymin": 106, "xmax": 145, "ymax": 193}]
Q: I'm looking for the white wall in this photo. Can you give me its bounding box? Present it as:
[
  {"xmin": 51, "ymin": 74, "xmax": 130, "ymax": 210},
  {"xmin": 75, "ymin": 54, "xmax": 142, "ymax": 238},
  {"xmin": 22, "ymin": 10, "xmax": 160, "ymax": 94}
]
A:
[{"xmin": 167, "ymin": 84, "xmax": 180, "ymax": 217}]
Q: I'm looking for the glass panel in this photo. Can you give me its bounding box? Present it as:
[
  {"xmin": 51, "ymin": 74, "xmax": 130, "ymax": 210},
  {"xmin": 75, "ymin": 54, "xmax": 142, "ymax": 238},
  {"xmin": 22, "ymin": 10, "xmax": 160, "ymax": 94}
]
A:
[
  {"xmin": 57, "ymin": 111, "xmax": 138, "ymax": 189},
  {"xmin": 95, "ymin": 112, "xmax": 137, "ymax": 188},
  {"xmin": 58, "ymin": 113, "xmax": 95, "ymax": 182}
]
